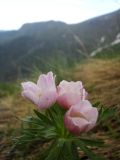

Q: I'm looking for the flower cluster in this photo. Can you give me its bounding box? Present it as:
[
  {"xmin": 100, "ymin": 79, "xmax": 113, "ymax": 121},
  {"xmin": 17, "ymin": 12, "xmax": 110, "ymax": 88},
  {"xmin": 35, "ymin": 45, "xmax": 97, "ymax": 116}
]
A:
[{"xmin": 21, "ymin": 71, "xmax": 98, "ymax": 135}]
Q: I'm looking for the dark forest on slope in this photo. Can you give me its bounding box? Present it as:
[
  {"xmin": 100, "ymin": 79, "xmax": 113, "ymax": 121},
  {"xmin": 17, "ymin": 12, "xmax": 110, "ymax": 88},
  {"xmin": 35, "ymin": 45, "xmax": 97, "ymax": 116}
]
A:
[{"xmin": 0, "ymin": 9, "xmax": 120, "ymax": 81}]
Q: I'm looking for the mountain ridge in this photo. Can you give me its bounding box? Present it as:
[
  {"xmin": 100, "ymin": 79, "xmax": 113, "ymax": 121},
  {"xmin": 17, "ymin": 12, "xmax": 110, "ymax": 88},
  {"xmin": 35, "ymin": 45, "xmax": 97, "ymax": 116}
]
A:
[{"xmin": 0, "ymin": 9, "xmax": 120, "ymax": 81}]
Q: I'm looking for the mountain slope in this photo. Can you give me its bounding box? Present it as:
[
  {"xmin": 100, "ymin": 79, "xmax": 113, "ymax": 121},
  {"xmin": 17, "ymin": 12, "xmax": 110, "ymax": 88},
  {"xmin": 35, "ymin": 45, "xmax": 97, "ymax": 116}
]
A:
[
  {"xmin": 71, "ymin": 9, "xmax": 120, "ymax": 52},
  {"xmin": 0, "ymin": 10, "xmax": 120, "ymax": 81}
]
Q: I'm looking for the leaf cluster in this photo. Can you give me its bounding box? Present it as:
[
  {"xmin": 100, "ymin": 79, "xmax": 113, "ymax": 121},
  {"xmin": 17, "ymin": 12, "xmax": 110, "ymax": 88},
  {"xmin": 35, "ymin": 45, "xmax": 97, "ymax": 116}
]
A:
[{"xmin": 14, "ymin": 103, "xmax": 110, "ymax": 160}]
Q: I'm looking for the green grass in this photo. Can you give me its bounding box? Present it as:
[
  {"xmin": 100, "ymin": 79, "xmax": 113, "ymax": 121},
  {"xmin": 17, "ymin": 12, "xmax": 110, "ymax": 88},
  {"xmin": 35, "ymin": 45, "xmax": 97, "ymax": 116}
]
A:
[
  {"xmin": 94, "ymin": 44, "xmax": 120, "ymax": 59},
  {"xmin": 0, "ymin": 83, "xmax": 20, "ymax": 97}
]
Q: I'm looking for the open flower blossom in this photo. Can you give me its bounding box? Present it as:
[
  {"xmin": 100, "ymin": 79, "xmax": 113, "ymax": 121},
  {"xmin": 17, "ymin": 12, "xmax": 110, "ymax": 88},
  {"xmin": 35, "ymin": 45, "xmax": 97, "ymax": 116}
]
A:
[
  {"xmin": 64, "ymin": 100, "xmax": 98, "ymax": 135},
  {"xmin": 21, "ymin": 71, "xmax": 57, "ymax": 109},
  {"xmin": 57, "ymin": 80, "xmax": 87, "ymax": 109}
]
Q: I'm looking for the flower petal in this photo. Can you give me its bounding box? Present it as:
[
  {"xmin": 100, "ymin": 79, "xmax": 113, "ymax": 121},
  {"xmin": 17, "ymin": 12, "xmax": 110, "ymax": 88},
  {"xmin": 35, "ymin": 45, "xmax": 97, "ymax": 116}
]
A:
[
  {"xmin": 21, "ymin": 82, "xmax": 40, "ymax": 93},
  {"xmin": 21, "ymin": 71, "xmax": 57, "ymax": 109},
  {"xmin": 64, "ymin": 100, "xmax": 98, "ymax": 135},
  {"xmin": 57, "ymin": 80, "xmax": 87, "ymax": 109},
  {"xmin": 64, "ymin": 116, "xmax": 90, "ymax": 135},
  {"xmin": 57, "ymin": 93, "xmax": 81, "ymax": 109},
  {"xmin": 37, "ymin": 71, "xmax": 56, "ymax": 92},
  {"xmin": 22, "ymin": 90, "xmax": 39, "ymax": 105},
  {"xmin": 71, "ymin": 100, "xmax": 98, "ymax": 123},
  {"xmin": 37, "ymin": 91, "xmax": 57, "ymax": 109}
]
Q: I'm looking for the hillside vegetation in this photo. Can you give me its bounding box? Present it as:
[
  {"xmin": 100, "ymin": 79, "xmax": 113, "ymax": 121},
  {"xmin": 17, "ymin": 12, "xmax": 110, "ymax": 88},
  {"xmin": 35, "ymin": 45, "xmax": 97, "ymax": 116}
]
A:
[
  {"xmin": 0, "ymin": 56, "xmax": 120, "ymax": 159},
  {"xmin": 71, "ymin": 57, "xmax": 120, "ymax": 106},
  {"xmin": 0, "ymin": 9, "xmax": 120, "ymax": 81}
]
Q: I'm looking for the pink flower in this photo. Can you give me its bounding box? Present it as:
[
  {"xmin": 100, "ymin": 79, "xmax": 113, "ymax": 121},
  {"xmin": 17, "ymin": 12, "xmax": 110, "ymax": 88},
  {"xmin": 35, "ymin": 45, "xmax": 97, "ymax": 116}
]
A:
[
  {"xmin": 64, "ymin": 100, "xmax": 98, "ymax": 135},
  {"xmin": 21, "ymin": 71, "xmax": 57, "ymax": 109},
  {"xmin": 57, "ymin": 80, "xmax": 87, "ymax": 109}
]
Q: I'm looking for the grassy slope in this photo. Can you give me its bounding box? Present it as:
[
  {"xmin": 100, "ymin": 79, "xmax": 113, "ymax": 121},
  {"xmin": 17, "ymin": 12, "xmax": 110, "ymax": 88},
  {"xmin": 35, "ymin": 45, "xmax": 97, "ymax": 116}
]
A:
[
  {"xmin": 71, "ymin": 58, "xmax": 120, "ymax": 106},
  {"xmin": 68, "ymin": 57, "xmax": 120, "ymax": 159},
  {"xmin": 0, "ymin": 57, "xmax": 120, "ymax": 159}
]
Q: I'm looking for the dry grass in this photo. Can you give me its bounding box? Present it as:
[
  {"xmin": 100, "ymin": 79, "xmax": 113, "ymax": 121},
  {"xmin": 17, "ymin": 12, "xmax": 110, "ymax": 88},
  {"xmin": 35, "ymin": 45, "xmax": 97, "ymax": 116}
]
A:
[
  {"xmin": 71, "ymin": 58, "xmax": 120, "ymax": 106},
  {"xmin": 67, "ymin": 58, "xmax": 120, "ymax": 159},
  {"xmin": 0, "ymin": 95, "xmax": 35, "ymax": 159}
]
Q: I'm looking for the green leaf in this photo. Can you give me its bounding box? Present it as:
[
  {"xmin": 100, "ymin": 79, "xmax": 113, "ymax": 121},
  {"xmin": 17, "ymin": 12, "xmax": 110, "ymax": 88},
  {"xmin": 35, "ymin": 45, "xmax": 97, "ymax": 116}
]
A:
[
  {"xmin": 22, "ymin": 116, "xmax": 45, "ymax": 126},
  {"xmin": 38, "ymin": 141, "xmax": 57, "ymax": 160},
  {"xmin": 79, "ymin": 138, "xmax": 105, "ymax": 147},
  {"xmin": 46, "ymin": 107, "xmax": 58, "ymax": 127},
  {"xmin": 45, "ymin": 104, "xmax": 67, "ymax": 137},
  {"xmin": 93, "ymin": 102, "xmax": 101, "ymax": 108},
  {"xmin": 76, "ymin": 140, "xmax": 106, "ymax": 160},
  {"xmin": 63, "ymin": 141, "xmax": 79, "ymax": 160},
  {"xmin": 99, "ymin": 106, "xmax": 116, "ymax": 122},
  {"xmin": 45, "ymin": 140, "xmax": 64, "ymax": 160},
  {"xmin": 44, "ymin": 139, "xmax": 79, "ymax": 160},
  {"xmin": 34, "ymin": 109, "xmax": 52, "ymax": 125}
]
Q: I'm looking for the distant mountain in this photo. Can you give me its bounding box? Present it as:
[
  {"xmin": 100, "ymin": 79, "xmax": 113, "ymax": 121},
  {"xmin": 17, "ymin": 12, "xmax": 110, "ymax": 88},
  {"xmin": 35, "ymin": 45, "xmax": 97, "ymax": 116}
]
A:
[
  {"xmin": 0, "ymin": 10, "xmax": 120, "ymax": 81},
  {"xmin": 71, "ymin": 10, "xmax": 120, "ymax": 52}
]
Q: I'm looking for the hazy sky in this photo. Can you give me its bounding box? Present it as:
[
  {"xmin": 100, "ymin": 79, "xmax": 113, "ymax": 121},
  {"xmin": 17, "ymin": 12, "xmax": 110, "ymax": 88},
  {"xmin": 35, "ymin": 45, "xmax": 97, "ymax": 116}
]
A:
[{"xmin": 0, "ymin": 0, "xmax": 120, "ymax": 30}]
